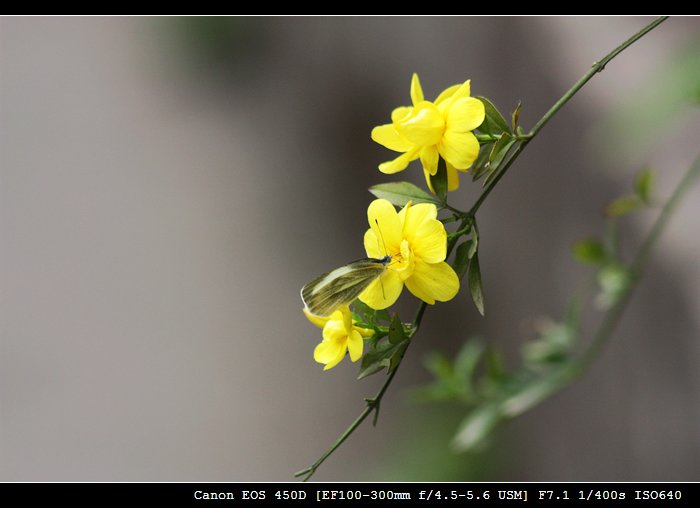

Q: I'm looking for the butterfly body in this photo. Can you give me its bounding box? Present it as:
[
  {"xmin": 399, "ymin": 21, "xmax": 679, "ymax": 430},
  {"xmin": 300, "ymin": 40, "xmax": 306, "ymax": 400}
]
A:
[{"xmin": 301, "ymin": 255, "xmax": 391, "ymax": 317}]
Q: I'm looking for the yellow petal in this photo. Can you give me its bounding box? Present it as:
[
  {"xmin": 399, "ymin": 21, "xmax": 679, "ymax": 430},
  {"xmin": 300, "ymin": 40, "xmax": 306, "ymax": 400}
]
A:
[
  {"xmin": 446, "ymin": 161, "xmax": 461, "ymax": 191},
  {"xmin": 371, "ymin": 124, "xmax": 414, "ymax": 152},
  {"xmin": 347, "ymin": 330, "xmax": 364, "ymax": 362},
  {"xmin": 400, "ymin": 201, "xmax": 436, "ymax": 232},
  {"xmin": 434, "ymin": 84, "xmax": 462, "ymax": 105},
  {"xmin": 419, "ymin": 145, "xmax": 439, "ymax": 176},
  {"xmin": 367, "ymin": 199, "xmax": 402, "ymax": 254},
  {"xmin": 402, "ymin": 204, "xmax": 446, "ymax": 264},
  {"xmin": 395, "ymin": 104, "xmax": 445, "ymax": 146},
  {"xmin": 395, "ymin": 239, "xmax": 415, "ymax": 280},
  {"xmin": 412, "ymin": 222, "xmax": 447, "ymax": 263},
  {"xmin": 424, "ymin": 167, "xmax": 435, "ymax": 194},
  {"xmin": 439, "ymin": 130, "xmax": 480, "ymax": 170},
  {"xmin": 410, "ymin": 73, "xmax": 424, "ymax": 106},
  {"xmin": 314, "ymin": 339, "xmax": 346, "ymax": 370},
  {"xmin": 322, "ymin": 319, "xmax": 346, "ymax": 341},
  {"xmin": 364, "ymin": 228, "xmax": 382, "ymax": 259},
  {"xmin": 423, "ymin": 163, "xmax": 457, "ymax": 193},
  {"xmin": 378, "ymin": 150, "xmax": 418, "ymax": 174},
  {"xmin": 355, "ymin": 325, "xmax": 375, "ymax": 338},
  {"xmin": 405, "ymin": 259, "xmax": 460, "ymax": 304},
  {"xmin": 339, "ymin": 305, "xmax": 353, "ymax": 333},
  {"xmin": 436, "ymin": 80, "xmax": 471, "ymax": 114},
  {"xmin": 358, "ymin": 269, "xmax": 403, "ymax": 310},
  {"xmin": 391, "ymin": 106, "xmax": 412, "ymax": 124},
  {"xmin": 450, "ymin": 80, "xmax": 471, "ymax": 101},
  {"xmin": 303, "ymin": 308, "xmax": 329, "ymax": 329},
  {"xmin": 446, "ymin": 97, "xmax": 485, "ymax": 132}
]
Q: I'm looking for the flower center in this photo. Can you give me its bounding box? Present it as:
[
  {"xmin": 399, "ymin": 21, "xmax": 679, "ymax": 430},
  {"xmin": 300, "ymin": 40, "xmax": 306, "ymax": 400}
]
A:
[
  {"xmin": 391, "ymin": 239, "xmax": 415, "ymax": 281},
  {"xmin": 395, "ymin": 103, "xmax": 445, "ymax": 147}
]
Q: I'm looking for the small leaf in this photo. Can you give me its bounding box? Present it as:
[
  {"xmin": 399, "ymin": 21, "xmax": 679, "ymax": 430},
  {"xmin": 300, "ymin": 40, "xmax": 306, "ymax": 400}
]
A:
[
  {"xmin": 452, "ymin": 404, "xmax": 502, "ymax": 452},
  {"xmin": 423, "ymin": 352, "xmax": 454, "ymax": 382},
  {"xmin": 484, "ymin": 345, "xmax": 506, "ymax": 384},
  {"xmin": 388, "ymin": 341, "xmax": 409, "ymax": 374},
  {"xmin": 499, "ymin": 373, "xmax": 566, "ymax": 418},
  {"xmin": 468, "ymin": 226, "xmax": 479, "ymax": 259},
  {"xmin": 573, "ymin": 238, "xmax": 607, "ymax": 265},
  {"xmin": 635, "ymin": 168, "xmax": 654, "ymax": 204},
  {"xmin": 483, "ymin": 133, "xmax": 516, "ymax": 187},
  {"xmin": 523, "ymin": 320, "xmax": 574, "ymax": 366},
  {"xmin": 369, "ymin": 182, "xmax": 441, "ymax": 207},
  {"xmin": 471, "ymin": 142, "xmax": 494, "ymax": 181},
  {"xmin": 511, "ymin": 101, "xmax": 522, "ymax": 132},
  {"xmin": 595, "ymin": 264, "xmax": 631, "ymax": 309},
  {"xmin": 387, "ymin": 313, "xmax": 407, "ymax": 345},
  {"xmin": 453, "ymin": 241, "xmax": 472, "ymax": 280},
  {"xmin": 357, "ymin": 337, "xmax": 409, "ymax": 379},
  {"xmin": 430, "ymin": 157, "xmax": 448, "ymax": 202},
  {"xmin": 468, "ymin": 252, "xmax": 485, "ymax": 316},
  {"xmin": 453, "ymin": 339, "xmax": 485, "ymax": 389},
  {"xmin": 606, "ymin": 195, "xmax": 642, "ymax": 217},
  {"xmin": 357, "ymin": 359, "xmax": 387, "ymax": 379},
  {"xmin": 476, "ymin": 96, "xmax": 511, "ymax": 136},
  {"xmin": 351, "ymin": 300, "xmax": 391, "ymax": 329}
]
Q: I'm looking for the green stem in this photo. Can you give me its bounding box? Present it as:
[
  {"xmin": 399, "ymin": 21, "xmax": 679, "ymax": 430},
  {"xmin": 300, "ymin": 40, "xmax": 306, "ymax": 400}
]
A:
[
  {"xmin": 294, "ymin": 365, "xmax": 401, "ymax": 481},
  {"xmin": 573, "ymin": 155, "xmax": 700, "ymax": 376},
  {"xmin": 295, "ymin": 16, "xmax": 668, "ymax": 481},
  {"xmin": 469, "ymin": 16, "xmax": 669, "ymax": 216}
]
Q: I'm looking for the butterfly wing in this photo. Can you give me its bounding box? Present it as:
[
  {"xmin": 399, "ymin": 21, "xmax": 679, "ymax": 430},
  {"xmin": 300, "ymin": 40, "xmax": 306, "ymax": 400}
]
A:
[{"xmin": 301, "ymin": 257, "xmax": 389, "ymax": 317}]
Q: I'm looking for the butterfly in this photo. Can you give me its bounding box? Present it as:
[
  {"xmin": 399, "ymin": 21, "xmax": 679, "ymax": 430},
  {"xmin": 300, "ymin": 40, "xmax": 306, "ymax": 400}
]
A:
[{"xmin": 301, "ymin": 255, "xmax": 392, "ymax": 317}]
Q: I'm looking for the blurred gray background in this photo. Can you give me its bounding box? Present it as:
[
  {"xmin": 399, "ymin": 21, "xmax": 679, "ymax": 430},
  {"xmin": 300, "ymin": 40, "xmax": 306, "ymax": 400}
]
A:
[{"xmin": 1, "ymin": 16, "xmax": 699, "ymax": 481}]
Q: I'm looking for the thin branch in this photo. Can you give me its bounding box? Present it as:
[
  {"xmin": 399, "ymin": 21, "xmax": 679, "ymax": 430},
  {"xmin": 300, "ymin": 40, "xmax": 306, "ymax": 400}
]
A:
[
  {"xmin": 574, "ymin": 154, "xmax": 700, "ymax": 376},
  {"xmin": 470, "ymin": 16, "xmax": 669, "ymax": 216},
  {"xmin": 295, "ymin": 16, "xmax": 669, "ymax": 481}
]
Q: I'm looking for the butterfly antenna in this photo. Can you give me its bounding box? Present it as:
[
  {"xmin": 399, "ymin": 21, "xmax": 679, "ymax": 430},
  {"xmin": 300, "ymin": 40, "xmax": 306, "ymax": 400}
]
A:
[
  {"xmin": 375, "ymin": 219, "xmax": 388, "ymax": 301},
  {"xmin": 375, "ymin": 219, "xmax": 388, "ymax": 257}
]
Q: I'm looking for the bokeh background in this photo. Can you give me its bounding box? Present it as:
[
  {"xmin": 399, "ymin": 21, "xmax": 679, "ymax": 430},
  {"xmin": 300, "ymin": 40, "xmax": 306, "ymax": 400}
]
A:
[{"xmin": 2, "ymin": 16, "xmax": 699, "ymax": 481}]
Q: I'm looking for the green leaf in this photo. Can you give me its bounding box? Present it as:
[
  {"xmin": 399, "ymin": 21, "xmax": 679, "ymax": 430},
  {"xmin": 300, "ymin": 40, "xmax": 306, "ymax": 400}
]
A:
[
  {"xmin": 415, "ymin": 338, "xmax": 485, "ymax": 403},
  {"xmin": 454, "ymin": 228, "xmax": 478, "ymax": 280},
  {"xmin": 511, "ymin": 100, "xmax": 522, "ymax": 132},
  {"xmin": 522, "ymin": 320, "xmax": 574, "ymax": 366},
  {"xmin": 351, "ymin": 300, "xmax": 391, "ymax": 329},
  {"xmin": 471, "ymin": 142, "xmax": 495, "ymax": 181},
  {"xmin": 369, "ymin": 181, "xmax": 441, "ymax": 207},
  {"xmin": 635, "ymin": 168, "xmax": 654, "ymax": 204},
  {"xmin": 595, "ymin": 264, "xmax": 631, "ymax": 309},
  {"xmin": 606, "ymin": 194, "xmax": 642, "ymax": 217},
  {"xmin": 387, "ymin": 313, "xmax": 407, "ymax": 345},
  {"xmin": 483, "ymin": 133, "xmax": 516, "ymax": 187},
  {"xmin": 468, "ymin": 226, "xmax": 479, "ymax": 259},
  {"xmin": 413, "ymin": 352, "xmax": 458, "ymax": 402},
  {"xmin": 476, "ymin": 96, "xmax": 511, "ymax": 136},
  {"xmin": 499, "ymin": 372, "xmax": 566, "ymax": 418},
  {"xmin": 453, "ymin": 241, "xmax": 471, "ymax": 280},
  {"xmin": 468, "ymin": 252, "xmax": 485, "ymax": 316},
  {"xmin": 424, "ymin": 352, "xmax": 454, "ymax": 383},
  {"xmin": 430, "ymin": 157, "xmax": 448, "ymax": 202},
  {"xmin": 573, "ymin": 238, "xmax": 607, "ymax": 265},
  {"xmin": 357, "ymin": 336, "xmax": 409, "ymax": 379},
  {"xmin": 453, "ymin": 340, "xmax": 485, "ymax": 390},
  {"xmin": 388, "ymin": 341, "xmax": 409, "ymax": 374},
  {"xmin": 484, "ymin": 345, "xmax": 506, "ymax": 385},
  {"xmin": 452, "ymin": 404, "xmax": 502, "ymax": 452}
]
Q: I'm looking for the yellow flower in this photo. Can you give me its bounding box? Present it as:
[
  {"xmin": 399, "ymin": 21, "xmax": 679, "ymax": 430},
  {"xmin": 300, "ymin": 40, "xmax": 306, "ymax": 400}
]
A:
[
  {"xmin": 359, "ymin": 199, "xmax": 459, "ymax": 309},
  {"xmin": 304, "ymin": 306, "xmax": 374, "ymax": 371},
  {"xmin": 371, "ymin": 73, "xmax": 485, "ymax": 192}
]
